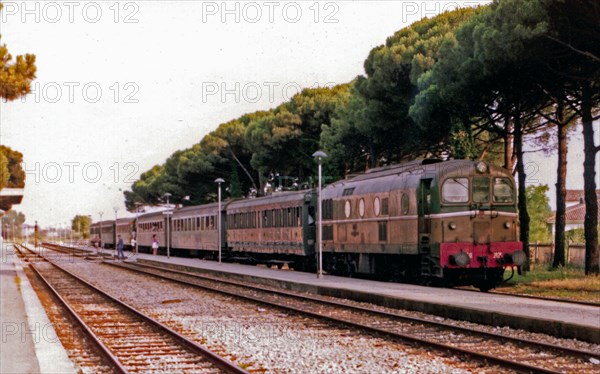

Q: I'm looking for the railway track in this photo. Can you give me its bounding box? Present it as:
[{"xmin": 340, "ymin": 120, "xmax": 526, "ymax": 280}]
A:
[
  {"xmin": 46, "ymin": 242, "xmax": 598, "ymax": 307},
  {"xmin": 16, "ymin": 244, "xmax": 247, "ymax": 374},
  {"xmin": 107, "ymin": 259, "xmax": 600, "ymax": 374},
  {"xmin": 457, "ymin": 285, "xmax": 600, "ymax": 308}
]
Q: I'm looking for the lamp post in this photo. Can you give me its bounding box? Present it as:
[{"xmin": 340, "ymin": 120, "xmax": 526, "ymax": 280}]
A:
[
  {"xmin": 113, "ymin": 207, "xmax": 119, "ymax": 259},
  {"xmin": 163, "ymin": 193, "xmax": 172, "ymax": 259},
  {"xmin": 98, "ymin": 211, "xmax": 103, "ymax": 251},
  {"xmin": 134, "ymin": 202, "xmax": 142, "ymax": 254},
  {"xmin": 214, "ymin": 178, "xmax": 225, "ymax": 264},
  {"xmin": 312, "ymin": 150, "xmax": 327, "ymax": 279},
  {"xmin": 34, "ymin": 220, "xmax": 38, "ymax": 248}
]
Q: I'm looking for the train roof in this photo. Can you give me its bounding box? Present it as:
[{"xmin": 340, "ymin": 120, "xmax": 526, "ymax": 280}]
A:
[
  {"xmin": 137, "ymin": 210, "xmax": 169, "ymax": 221},
  {"xmin": 116, "ymin": 217, "xmax": 135, "ymax": 225},
  {"xmin": 323, "ymin": 159, "xmax": 512, "ymax": 198},
  {"xmin": 172, "ymin": 202, "xmax": 220, "ymax": 217},
  {"xmin": 91, "ymin": 220, "xmax": 115, "ymax": 227},
  {"xmin": 227, "ymin": 190, "xmax": 311, "ymax": 210}
]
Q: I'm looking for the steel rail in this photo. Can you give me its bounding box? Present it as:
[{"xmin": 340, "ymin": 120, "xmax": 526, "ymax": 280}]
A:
[
  {"xmin": 108, "ymin": 260, "xmax": 591, "ymax": 374},
  {"xmin": 23, "ymin": 244, "xmax": 248, "ymax": 374},
  {"xmin": 118, "ymin": 260, "xmax": 600, "ymax": 360}
]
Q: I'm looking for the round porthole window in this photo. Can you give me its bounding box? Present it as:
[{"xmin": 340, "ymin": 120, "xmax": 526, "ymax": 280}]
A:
[
  {"xmin": 359, "ymin": 198, "xmax": 365, "ymax": 217},
  {"xmin": 344, "ymin": 200, "xmax": 351, "ymax": 218},
  {"xmin": 374, "ymin": 197, "xmax": 381, "ymax": 216}
]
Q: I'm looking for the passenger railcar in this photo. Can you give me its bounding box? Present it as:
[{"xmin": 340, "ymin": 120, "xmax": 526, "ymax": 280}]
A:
[
  {"xmin": 116, "ymin": 217, "xmax": 136, "ymax": 249},
  {"xmin": 226, "ymin": 190, "xmax": 316, "ymax": 268},
  {"xmin": 90, "ymin": 220, "xmax": 115, "ymax": 248},
  {"xmin": 170, "ymin": 203, "xmax": 221, "ymax": 255},
  {"xmin": 137, "ymin": 211, "xmax": 166, "ymax": 252}
]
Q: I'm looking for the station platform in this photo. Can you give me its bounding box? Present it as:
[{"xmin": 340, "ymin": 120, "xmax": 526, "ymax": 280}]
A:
[
  {"xmin": 1, "ymin": 243, "xmax": 75, "ymax": 374},
  {"xmin": 88, "ymin": 247, "xmax": 600, "ymax": 344}
]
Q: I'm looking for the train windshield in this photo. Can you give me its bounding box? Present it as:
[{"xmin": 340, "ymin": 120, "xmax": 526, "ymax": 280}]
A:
[
  {"xmin": 493, "ymin": 178, "xmax": 514, "ymax": 203},
  {"xmin": 442, "ymin": 178, "xmax": 469, "ymax": 203},
  {"xmin": 473, "ymin": 177, "xmax": 490, "ymax": 203}
]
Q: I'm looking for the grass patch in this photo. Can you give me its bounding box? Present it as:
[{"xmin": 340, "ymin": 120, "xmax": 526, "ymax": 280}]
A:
[{"xmin": 497, "ymin": 265, "xmax": 600, "ymax": 302}]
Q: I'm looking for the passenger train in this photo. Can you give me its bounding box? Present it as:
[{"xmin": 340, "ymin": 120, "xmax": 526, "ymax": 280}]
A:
[{"xmin": 90, "ymin": 159, "xmax": 525, "ymax": 291}]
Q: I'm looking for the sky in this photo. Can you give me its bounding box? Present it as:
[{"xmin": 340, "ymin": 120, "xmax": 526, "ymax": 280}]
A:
[{"xmin": 0, "ymin": 0, "xmax": 597, "ymax": 228}]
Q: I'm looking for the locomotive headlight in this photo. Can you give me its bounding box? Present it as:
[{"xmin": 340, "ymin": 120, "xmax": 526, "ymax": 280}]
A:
[
  {"xmin": 511, "ymin": 250, "xmax": 527, "ymax": 266},
  {"xmin": 448, "ymin": 222, "xmax": 457, "ymax": 230},
  {"xmin": 504, "ymin": 221, "xmax": 511, "ymax": 229},
  {"xmin": 475, "ymin": 161, "xmax": 488, "ymax": 173},
  {"xmin": 451, "ymin": 252, "xmax": 470, "ymax": 267}
]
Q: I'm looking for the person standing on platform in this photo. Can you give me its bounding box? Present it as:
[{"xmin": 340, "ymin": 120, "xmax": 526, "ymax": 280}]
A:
[
  {"xmin": 130, "ymin": 236, "xmax": 136, "ymax": 254},
  {"xmin": 117, "ymin": 235, "xmax": 124, "ymax": 260},
  {"xmin": 152, "ymin": 234, "xmax": 159, "ymax": 255}
]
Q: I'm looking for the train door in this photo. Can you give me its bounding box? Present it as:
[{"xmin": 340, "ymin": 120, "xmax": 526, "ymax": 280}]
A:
[{"xmin": 418, "ymin": 178, "xmax": 438, "ymax": 277}]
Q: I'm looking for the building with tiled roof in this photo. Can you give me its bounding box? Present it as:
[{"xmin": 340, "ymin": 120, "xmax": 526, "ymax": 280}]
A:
[
  {"xmin": 565, "ymin": 190, "xmax": 600, "ymax": 207},
  {"xmin": 548, "ymin": 190, "xmax": 600, "ymax": 235}
]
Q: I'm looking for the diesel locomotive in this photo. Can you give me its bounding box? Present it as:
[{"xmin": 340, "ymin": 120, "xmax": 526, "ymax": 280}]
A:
[{"xmin": 90, "ymin": 159, "xmax": 525, "ymax": 291}]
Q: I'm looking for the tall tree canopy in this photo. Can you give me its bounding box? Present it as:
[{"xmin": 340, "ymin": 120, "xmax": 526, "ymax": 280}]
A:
[
  {"xmin": 124, "ymin": 86, "xmax": 349, "ymax": 208},
  {"xmin": 0, "ymin": 3, "xmax": 36, "ymax": 100},
  {"xmin": 71, "ymin": 215, "xmax": 92, "ymax": 239},
  {"xmin": 0, "ymin": 145, "xmax": 25, "ymax": 189},
  {"xmin": 324, "ymin": 7, "xmax": 479, "ymax": 172}
]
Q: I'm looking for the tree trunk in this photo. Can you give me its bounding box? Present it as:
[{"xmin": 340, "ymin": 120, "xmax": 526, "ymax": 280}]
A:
[
  {"xmin": 581, "ymin": 84, "xmax": 599, "ymax": 275},
  {"xmin": 503, "ymin": 117, "xmax": 515, "ymax": 172},
  {"xmin": 553, "ymin": 100, "xmax": 567, "ymax": 268},
  {"xmin": 514, "ymin": 115, "xmax": 530, "ymax": 270}
]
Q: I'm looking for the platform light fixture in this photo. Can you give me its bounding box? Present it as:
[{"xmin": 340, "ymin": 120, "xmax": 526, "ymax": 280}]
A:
[
  {"xmin": 312, "ymin": 150, "xmax": 328, "ymax": 279},
  {"xmin": 215, "ymin": 178, "xmax": 225, "ymax": 264}
]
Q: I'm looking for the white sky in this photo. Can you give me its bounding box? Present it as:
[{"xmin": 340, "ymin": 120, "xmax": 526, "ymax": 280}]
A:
[{"xmin": 0, "ymin": 1, "xmax": 597, "ymax": 228}]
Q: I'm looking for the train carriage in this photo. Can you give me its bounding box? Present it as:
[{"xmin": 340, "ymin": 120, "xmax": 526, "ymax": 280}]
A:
[
  {"xmin": 226, "ymin": 190, "xmax": 316, "ymax": 268},
  {"xmin": 170, "ymin": 203, "xmax": 220, "ymax": 255},
  {"xmin": 90, "ymin": 220, "xmax": 115, "ymax": 248},
  {"xmin": 116, "ymin": 217, "xmax": 136, "ymax": 249},
  {"xmin": 137, "ymin": 211, "xmax": 166, "ymax": 251}
]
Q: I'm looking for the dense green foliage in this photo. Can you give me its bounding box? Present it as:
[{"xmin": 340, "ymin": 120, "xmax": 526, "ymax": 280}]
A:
[
  {"xmin": 0, "ymin": 4, "xmax": 36, "ymax": 101},
  {"xmin": 125, "ymin": 1, "xmax": 599, "ymax": 272},
  {"xmin": 1, "ymin": 209, "xmax": 25, "ymax": 238},
  {"xmin": 526, "ymin": 185, "xmax": 553, "ymax": 243},
  {"xmin": 0, "ymin": 146, "xmax": 25, "ymax": 189},
  {"xmin": 0, "ymin": 2, "xmax": 36, "ymax": 211},
  {"xmin": 125, "ymin": 85, "xmax": 349, "ymax": 209},
  {"xmin": 71, "ymin": 215, "xmax": 92, "ymax": 239}
]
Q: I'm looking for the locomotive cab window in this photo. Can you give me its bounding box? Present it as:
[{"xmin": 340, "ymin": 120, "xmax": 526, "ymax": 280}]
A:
[
  {"xmin": 493, "ymin": 178, "xmax": 514, "ymax": 203},
  {"xmin": 442, "ymin": 178, "xmax": 469, "ymax": 203},
  {"xmin": 473, "ymin": 177, "xmax": 490, "ymax": 203}
]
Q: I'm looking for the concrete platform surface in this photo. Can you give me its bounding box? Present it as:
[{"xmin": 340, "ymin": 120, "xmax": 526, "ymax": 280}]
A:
[
  {"xmin": 82, "ymin": 245, "xmax": 600, "ymax": 343},
  {"xmin": 1, "ymin": 243, "xmax": 75, "ymax": 374}
]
